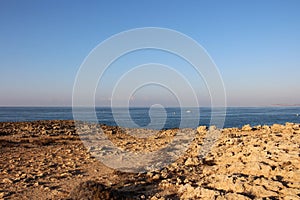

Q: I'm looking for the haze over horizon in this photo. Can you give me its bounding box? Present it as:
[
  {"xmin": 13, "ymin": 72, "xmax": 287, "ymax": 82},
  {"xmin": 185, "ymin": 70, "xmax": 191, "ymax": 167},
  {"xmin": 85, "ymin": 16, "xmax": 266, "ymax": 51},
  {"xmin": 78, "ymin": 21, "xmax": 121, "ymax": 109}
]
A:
[{"xmin": 1, "ymin": 0, "xmax": 300, "ymax": 107}]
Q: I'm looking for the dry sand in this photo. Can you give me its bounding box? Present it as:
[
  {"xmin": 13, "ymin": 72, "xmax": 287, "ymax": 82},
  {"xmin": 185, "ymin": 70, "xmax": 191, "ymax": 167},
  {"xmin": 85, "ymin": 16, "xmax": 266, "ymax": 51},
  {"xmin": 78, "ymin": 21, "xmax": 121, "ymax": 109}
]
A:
[{"xmin": 0, "ymin": 120, "xmax": 299, "ymax": 199}]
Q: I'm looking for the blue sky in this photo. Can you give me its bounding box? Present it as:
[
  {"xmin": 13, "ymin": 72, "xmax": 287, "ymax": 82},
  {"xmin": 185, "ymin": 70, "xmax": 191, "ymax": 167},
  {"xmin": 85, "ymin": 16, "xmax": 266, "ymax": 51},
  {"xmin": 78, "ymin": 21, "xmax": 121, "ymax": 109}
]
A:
[{"xmin": 0, "ymin": 0, "xmax": 299, "ymax": 106}]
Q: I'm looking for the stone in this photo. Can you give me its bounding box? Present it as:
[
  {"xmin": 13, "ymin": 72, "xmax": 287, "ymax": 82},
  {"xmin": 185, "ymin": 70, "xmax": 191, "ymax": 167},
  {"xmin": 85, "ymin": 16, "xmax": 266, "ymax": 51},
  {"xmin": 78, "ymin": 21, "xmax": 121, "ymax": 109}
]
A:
[
  {"xmin": 197, "ymin": 126, "xmax": 207, "ymax": 133},
  {"xmin": 271, "ymin": 124, "xmax": 284, "ymax": 132},
  {"xmin": 282, "ymin": 195, "xmax": 300, "ymax": 200},
  {"xmin": 60, "ymin": 172, "xmax": 72, "ymax": 178},
  {"xmin": 224, "ymin": 193, "xmax": 251, "ymax": 200},
  {"xmin": 262, "ymin": 125, "xmax": 270, "ymax": 130},
  {"xmin": 152, "ymin": 174, "xmax": 160, "ymax": 180},
  {"xmin": 160, "ymin": 169, "xmax": 168, "ymax": 179},
  {"xmin": 184, "ymin": 157, "xmax": 194, "ymax": 166},
  {"xmin": 199, "ymin": 188, "xmax": 217, "ymax": 199},
  {"xmin": 254, "ymin": 125, "xmax": 262, "ymax": 130},
  {"xmin": 150, "ymin": 196, "xmax": 165, "ymax": 200},
  {"xmin": 68, "ymin": 181, "xmax": 112, "ymax": 200},
  {"xmin": 244, "ymin": 184, "xmax": 278, "ymax": 197},
  {"xmin": 210, "ymin": 175, "xmax": 245, "ymax": 193},
  {"xmin": 285, "ymin": 122, "xmax": 294, "ymax": 127},
  {"xmin": 146, "ymin": 171, "xmax": 154, "ymax": 178},
  {"xmin": 242, "ymin": 124, "xmax": 252, "ymax": 131},
  {"xmin": 37, "ymin": 172, "xmax": 44, "ymax": 177},
  {"xmin": 2, "ymin": 178, "xmax": 13, "ymax": 184},
  {"xmin": 178, "ymin": 184, "xmax": 197, "ymax": 199},
  {"xmin": 209, "ymin": 126, "xmax": 217, "ymax": 131}
]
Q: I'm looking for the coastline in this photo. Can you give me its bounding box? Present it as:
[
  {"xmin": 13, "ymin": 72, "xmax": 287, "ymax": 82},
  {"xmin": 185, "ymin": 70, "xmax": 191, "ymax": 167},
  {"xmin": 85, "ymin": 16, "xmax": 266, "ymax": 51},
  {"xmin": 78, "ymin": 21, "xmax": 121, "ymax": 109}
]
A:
[{"xmin": 0, "ymin": 120, "xmax": 299, "ymax": 199}]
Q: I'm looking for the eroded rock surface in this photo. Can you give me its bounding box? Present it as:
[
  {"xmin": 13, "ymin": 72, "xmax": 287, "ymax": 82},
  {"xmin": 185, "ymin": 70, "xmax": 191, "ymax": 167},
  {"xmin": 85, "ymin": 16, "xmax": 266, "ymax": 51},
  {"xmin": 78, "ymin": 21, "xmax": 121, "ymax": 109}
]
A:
[{"xmin": 0, "ymin": 121, "xmax": 299, "ymax": 199}]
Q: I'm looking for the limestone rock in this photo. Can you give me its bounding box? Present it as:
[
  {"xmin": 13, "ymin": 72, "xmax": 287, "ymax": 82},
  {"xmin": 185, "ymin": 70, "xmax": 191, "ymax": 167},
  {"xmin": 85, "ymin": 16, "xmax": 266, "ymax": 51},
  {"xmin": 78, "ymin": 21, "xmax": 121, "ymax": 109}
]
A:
[
  {"xmin": 197, "ymin": 126, "xmax": 207, "ymax": 133},
  {"xmin": 1, "ymin": 120, "xmax": 300, "ymax": 199},
  {"xmin": 242, "ymin": 124, "xmax": 252, "ymax": 131},
  {"xmin": 184, "ymin": 157, "xmax": 195, "ymax": 166},
  {"xmin": 271, "ymin": 124, "xmax": 284, "ymax": 132},
  {"xmin": 224, "ymin": 193, "xmax": 251, "ymax": 200},
  {"xmin": 2, "ymin": 178, "xmax": 13, "ymax": 184}
]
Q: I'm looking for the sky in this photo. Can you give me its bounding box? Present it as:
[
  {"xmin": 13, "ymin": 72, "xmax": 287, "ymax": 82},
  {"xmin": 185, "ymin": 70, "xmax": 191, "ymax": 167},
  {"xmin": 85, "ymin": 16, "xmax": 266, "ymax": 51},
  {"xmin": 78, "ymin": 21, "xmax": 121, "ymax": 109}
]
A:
[{"xmin": 0, "ymin": 0, "xmax": 299, "ymax": 106}]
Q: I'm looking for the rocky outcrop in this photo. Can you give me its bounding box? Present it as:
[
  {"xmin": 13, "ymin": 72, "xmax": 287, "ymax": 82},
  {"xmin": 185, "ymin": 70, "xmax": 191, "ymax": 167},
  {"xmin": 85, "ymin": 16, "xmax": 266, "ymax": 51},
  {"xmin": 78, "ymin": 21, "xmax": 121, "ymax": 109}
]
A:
[{"xmin": 0, "ymin": 121, "xmax": 299, "ymax": 199}]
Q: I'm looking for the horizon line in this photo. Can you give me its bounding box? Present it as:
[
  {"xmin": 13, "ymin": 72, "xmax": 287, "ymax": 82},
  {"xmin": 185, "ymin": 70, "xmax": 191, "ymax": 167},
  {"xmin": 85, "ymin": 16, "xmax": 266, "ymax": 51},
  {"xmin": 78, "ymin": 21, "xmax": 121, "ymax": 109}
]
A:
[{"xmin": 1, "ymin": 105, "xmax": 300, "ymax": 108}]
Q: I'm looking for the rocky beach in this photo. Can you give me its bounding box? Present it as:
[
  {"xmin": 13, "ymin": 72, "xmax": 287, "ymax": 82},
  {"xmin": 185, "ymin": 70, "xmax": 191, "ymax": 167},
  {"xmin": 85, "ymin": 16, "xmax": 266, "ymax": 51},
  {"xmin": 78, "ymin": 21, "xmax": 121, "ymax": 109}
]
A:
[{"xmin": 0, "ymin": 120, "xmax": 299, "ymax": 200}]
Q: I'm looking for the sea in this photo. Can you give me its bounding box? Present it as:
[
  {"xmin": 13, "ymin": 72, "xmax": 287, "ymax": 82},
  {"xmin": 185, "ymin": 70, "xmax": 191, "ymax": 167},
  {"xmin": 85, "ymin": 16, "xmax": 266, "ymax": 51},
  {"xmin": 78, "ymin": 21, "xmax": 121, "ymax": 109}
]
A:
[{"xmin": 0, "ymin": 107, "xmax": 300, "ymax": 129}]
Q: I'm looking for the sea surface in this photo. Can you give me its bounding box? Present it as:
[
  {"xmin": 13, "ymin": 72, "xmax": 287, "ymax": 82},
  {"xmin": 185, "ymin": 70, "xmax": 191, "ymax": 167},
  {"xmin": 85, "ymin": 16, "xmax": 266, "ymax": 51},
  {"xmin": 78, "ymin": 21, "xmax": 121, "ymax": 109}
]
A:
[{"xmin": 0, "ymin": 107, "xmax": 300, "ymax": 129}]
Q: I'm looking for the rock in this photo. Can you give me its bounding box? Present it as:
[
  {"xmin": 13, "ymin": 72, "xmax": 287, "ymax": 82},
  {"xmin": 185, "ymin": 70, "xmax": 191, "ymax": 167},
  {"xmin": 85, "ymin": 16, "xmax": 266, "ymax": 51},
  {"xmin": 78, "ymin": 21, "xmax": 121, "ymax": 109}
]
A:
[
  {"xmin": 176, "ymin": 177, "xmax": 182, "ymax": 185},
  {"xmin": 60, "ymin": 172, "xmax": 72, "ymax": 178},
  {"xmin": 13, "ymin": 177, "xmax": 21, "ymax": 182},
  {"xmin": 178, "ymin": 184, "xmax": 198, "ymax": 199},
  {"xmin": 285, "ymin": 122, "xmax": 294, "ymax": 127},
  {"xmin": 282, "ymin": 195, "xmax": 300, "ymax": 200},
  {"xmin": 244, "ymin": 184, "xmax": 278, "ymax": 197},
  {"xmin": 179, "ymin": 184, "xmax": 217, "ymax": 199},
  {"xmin": 152, "ymin": 174, "xmax": 161, "ymax": 180},
  {"xmin": 184, "ymin": 157, "xmax": 199, "ymax": 166},
  {"xmin": 0, "ymin": 192, "xmax": 5, "ymax": 198},
  {"xmin": 271, "ymin": 124, "xmax": 284, "ymax": 132},
  {"xmin": 68, "ymin": 180, "xmax": 132, "ymax": 200},
  {"xmin": 150, "ymin": 196, "xmax": 165, "ymax": 200},
  {"xmin": 242, "ymin": 124, "xmax": 252, "ymax": 131},
  {"xmin": 242, "ymin": 161, "xmax": 272, "ymax": 176},
  {"xmin": 197, "ymin": 126, "xmax": 207, "ymax": 133},
  {"xmin": 44, "ymin": 186, "xmax": 50, "ymax": 191},
  {"xmin": 160, "ymin": 169, "xmax": 168, "ymax": 179},
  {"xmin": 199, "ymin": 188, "xmax": 217, "ymax": 199},
  {"xmin": 37, "ymin": 172, "xmax": 44, "ymax": 177},
  {"xmin": 280, "ymin": 187, "xmax": 300, "ymax": 197},
  {"xmin": 224, "ymin": 193, "xmax": 251, "ymax": 200},
  {"xmin": 69, "ymin": 181, "xmax": 112, "ymax": 200},
  {"xmin": 183, "ymin": 178, "xmax": 189, "ymax": 184},
  {"xmin": 146, "ymin": 172, "xmax": 154, "ymax": 178},
  {"xmin": 184, "ymin": 157, "xmax": 194, "ymax": 166},
  {"xmin": 209, "ymin": 126, "xmax": 217, "ymax": 131},
  {"xmin": 254, "ymin": 125, "xmax": 262, "ymax": 130},
  {"xmin": 2, "ymin": 178, "xmax": 13, "ymax": 184},
  {"xmin": 292, "ymin": 124, "xmax": 300, "ymax": 130},
  {"xmin": 209, "ymin": 175, "xmax": 244, "ymax": 193}
]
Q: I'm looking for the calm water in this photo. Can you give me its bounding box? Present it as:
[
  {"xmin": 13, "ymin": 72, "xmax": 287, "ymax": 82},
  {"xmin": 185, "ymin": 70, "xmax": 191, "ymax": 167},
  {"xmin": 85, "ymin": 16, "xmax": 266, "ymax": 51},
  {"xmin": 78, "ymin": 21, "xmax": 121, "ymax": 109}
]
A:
[{"xmin": 0, "ymin": 107, "xmax": 300, "ymax": 129}]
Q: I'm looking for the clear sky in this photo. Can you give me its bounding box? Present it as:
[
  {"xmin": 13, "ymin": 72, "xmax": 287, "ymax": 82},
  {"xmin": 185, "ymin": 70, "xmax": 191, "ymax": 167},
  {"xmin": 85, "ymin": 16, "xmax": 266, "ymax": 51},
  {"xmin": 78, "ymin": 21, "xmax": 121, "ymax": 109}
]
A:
[{"xmin": 0, "ymin": 0, "xmax": 299, "ymax": 106}]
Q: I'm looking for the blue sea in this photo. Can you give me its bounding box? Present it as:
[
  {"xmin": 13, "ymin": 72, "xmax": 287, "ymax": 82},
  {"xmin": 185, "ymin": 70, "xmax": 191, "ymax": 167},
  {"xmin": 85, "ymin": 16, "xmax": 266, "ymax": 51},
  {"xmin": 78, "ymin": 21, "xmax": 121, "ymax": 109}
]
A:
[{"xmin": 0, "ymin": 107, "xmax": 300, "ymax": 129}]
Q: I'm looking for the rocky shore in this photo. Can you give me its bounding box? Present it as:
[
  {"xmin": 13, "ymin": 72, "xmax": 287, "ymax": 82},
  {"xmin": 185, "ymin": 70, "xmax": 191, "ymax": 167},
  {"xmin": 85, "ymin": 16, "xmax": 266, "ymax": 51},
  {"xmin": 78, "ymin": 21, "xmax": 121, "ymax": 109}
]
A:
[{"xmin": 0, "ymin": 120, "xmax": 299, "ymax": 199}]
